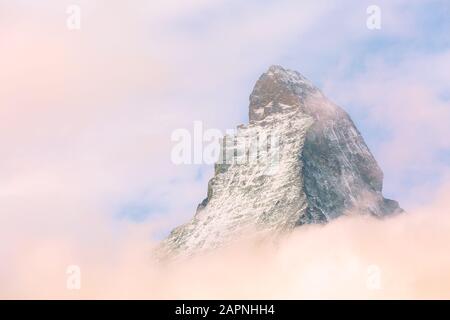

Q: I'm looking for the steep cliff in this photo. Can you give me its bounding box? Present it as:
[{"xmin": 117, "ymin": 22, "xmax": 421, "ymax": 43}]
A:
[{"xmin": 161, "ymin": 65, "xmax": 402, "ymax": 257}]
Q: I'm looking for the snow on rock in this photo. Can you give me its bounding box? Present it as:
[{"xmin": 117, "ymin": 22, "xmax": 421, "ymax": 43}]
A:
[{"xmin": 160, "ymin": 65, "xmax": 402, "ymax": 258}]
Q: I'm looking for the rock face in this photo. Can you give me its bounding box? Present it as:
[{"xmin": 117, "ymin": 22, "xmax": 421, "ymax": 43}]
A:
[{"xmin": 161, "ymin": 65, "xmax": 402, "ymax": 257}]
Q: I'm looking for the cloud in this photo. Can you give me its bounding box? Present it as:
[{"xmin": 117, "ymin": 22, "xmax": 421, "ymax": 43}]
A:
[
  {"xmin": 1, "ymin": 0, "xmax": 449, "ymax": 299},
  {"xmin": 1, "ymin": 181, "xmax": 450, "ymax": 299}
]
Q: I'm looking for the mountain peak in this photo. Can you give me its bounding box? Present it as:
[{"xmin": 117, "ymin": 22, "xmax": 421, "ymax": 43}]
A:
[
  {"xmin": 265, "ymin": 65, "xmax": 307, "ymax": 81},
  {"xmin": 249, "ymin": 66, "xmax": 318, "ymax": 122},
  {"xmin": 160, "ymin": 66, "xmax": 402, "ymax": 259}
]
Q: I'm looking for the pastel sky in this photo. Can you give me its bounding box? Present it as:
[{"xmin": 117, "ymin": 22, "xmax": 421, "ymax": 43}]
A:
[{"xmin": 1, "ymin": 0, "xmax": 450, "ymax": 298}]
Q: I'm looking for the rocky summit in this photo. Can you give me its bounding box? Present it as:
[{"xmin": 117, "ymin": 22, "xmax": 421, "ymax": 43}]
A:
[{"xmin": 161, "ymin": 65, "xmax": 402, "ymax": 258}]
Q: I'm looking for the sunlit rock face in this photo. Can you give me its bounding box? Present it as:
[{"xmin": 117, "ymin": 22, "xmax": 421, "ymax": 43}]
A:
[{"xmin": 161, "ymin": 65, "xmax": 402, "ymax": 258}]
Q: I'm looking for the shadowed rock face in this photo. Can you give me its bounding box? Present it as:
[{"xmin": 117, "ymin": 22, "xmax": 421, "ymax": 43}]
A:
[{"xmin": 160, "ymin": 65, "xmax": 402, "ymax": 258}]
